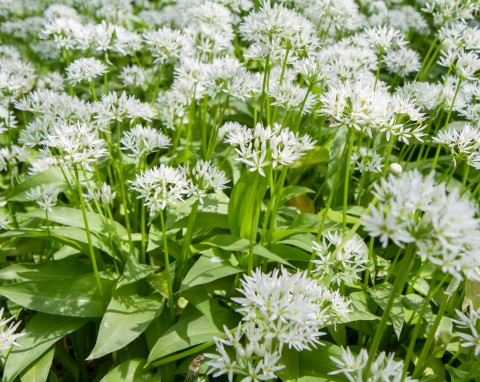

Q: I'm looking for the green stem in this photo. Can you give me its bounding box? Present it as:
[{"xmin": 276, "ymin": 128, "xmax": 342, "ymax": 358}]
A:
[
  {"xmin": 307, "ymin": 142, "xmax": 349, "ymax": 273},
  {"xmin": 412, "ymin": 291, "xmax": 449, "ymax": 378},
  {"xmin": 374, "ymin": 50, "xmax": 383, "ymax": 90},
  {"xmin": 343, "ymin": 130, "xmax": 355, "ymax": 233},
  {"xmin": 159, "ymin": 209, "xmax": 174, "ymax": 320},
  {"xmin": 89, "ymin": 80, "xmax": 98, "ymax": 101},
  {"xmin": 365, "ymin": 244, "xmax": 415, "ymax": 376},
  {"xmin": 266, "ymin": 167, "xmax": 288, "ymax": 247},
  {"xmin": 402, "ymin": 274, "xmax": 449, "ymax": 380},
  {"xmin": 247, "ymin": 175, "xmax": 261, "ymax": 275},
  {"xmin": 150, "ymin": 62, "xmax": 165, "ymax": 105},
  {"xmin": 140, "ymin": 204, "xmax": 147, "ymax": 264},
  {"xmin": 432, "ymin": 79, "xmax": 462, "ymax": 171},
  {"xmin": 73, "ymin": 165, "xmax": 104, "ymax": 300},
  {"xmin": 175, "ymin": 200, "xmax": 199, "ymax": 291},
  {"xmin": 381, "ymin": 137, "xmax": 395, "ymax": 178},
  {"xmin": 415, "ymin": 33, "xmax": 439, "ymax": 81},
  {"xmin": 461, "ymin": 162, "xmax": 470, "ymax": 194}
]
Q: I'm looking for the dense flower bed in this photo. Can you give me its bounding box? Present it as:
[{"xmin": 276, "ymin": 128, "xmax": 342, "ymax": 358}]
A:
[{"xmin": 0, "ymin": 0, "xmax": 480, "ymax": 381}]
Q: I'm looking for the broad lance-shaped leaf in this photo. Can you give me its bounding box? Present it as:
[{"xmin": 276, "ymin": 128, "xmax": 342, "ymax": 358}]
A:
[
  {"xmin": 23, "ymin": 206, "xmax": 128, "ymax": 239},
  {"xmin": 88, "ymin": 285, "xmax": 164, "ymax": 360},
  {"xmin": 0, "ymin": 227, "xmax": 114, "ymax": 257},
  {"xmin": 117, "ymin": 254, "xmax": 158, "ymax": 289},
  {"xmin": 147, "ymin": 306, "xmax": 238, "ymax": 365},
  {"xmin": 0, "ymin": 258, "xmax": 90, "ymax": 282},
  {"xmin": 7, "ymin": 167, "xmax": 65, "ymax": 201},
  {"xmin": 3, "ymin": 313, "xmax": 88, "ymax": 382},
  {"xmin": 228, "ymin": 170, "xmax": 268, "ymax": 239},
  {"xmin": 100, "ymin": 359, "xmax": 150, "ymax": 382},
  {"xmin": 180, "ymin": 251, "xmax": 243, "ymax": 292},
  {"xmin": 20, "ymin": 346, "xmax": 55, "ymax": 382},
  {"xmin": 369, "ymin": 283, "xmax": 404, "ymax": 340},
  {"xmin": 0, "ymin": 274, "xmax": 113, "ymax": 317}
]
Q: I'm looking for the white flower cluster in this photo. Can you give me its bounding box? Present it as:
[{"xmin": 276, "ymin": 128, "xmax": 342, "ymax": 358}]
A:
[
  {"xmin": 239, "ymin": 1, "xmax": 319, "ymax": 62},
  {"xmin": 224, "ymin": 122, "xmax": 315, "ymax": 176},
  {"xmin": 330, "ymin": 347, "xmax": 417, "ymax": 382},
  {"xmin": 206, "ymin": 267, "xmax": 351, "ymax": 381},
  {"xmin": 120, "ymin": 124, "xmax": 171, "ymax": 164},
  {"xmin": 0, "ymin": 307, "xmax": 25, "ymax": 351},
  {"xmin": 83, "ymin": 183, "xmax": 116, "ymax": 205},
  {"xmin": 66, "ymin": 57, "xmax": 108, "ymax": 85},
  {"xmin": 362, "ymin": 170, "xmax": 480, "ymax": 281},
  {"xmin": 233, "ymin": 267, "xmax": 350, "ymax": 351},
  {"xmin": 182, "ymin": 160, "xmax": 229, "ymax": 204},
  {"xmin": 0, "ymin": 47, "xmax": 36, "ymax": 99},
  {"xmin": 453, "ymin": 308, "xmax": 480, "ymax": 358},
  {"xmin": 206, "ymin": 325, "xmax": 284, "ymax": 382},
  {"xmin": 41, "ymin": 122, "xmax": 107, "ymax": 172},
  {"xmin": 434, "ymin": 123, "xmax": 480, "ymax": 168},
  {"xmin": 26, "ymin": 184, "xmax": 59, "ymax": 212},
  {"xmin": 129, "ymin": 164, "xmax": 189, "ymax": 213},
  {"xmin": 320, "ymin": 80, "xmax": 426, "ymax": 142},
  {"xmin": 93, "ymin": 91, "xmax": 156, "ymax": 127},
  {"xmin": 350, "ymin": 146, "xmax": 384, "ymax": 174},
  {"xmin": 312, "ymin": 231, "xmax": 369, "ymax": 286}
]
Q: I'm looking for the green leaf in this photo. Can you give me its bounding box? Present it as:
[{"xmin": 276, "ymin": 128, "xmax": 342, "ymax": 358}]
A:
[
  {"xmin": 0, "ymin": 274, "xmax": 113, "ymax": 317},
  {"xmin": 24, "ymin": 206, "xmax": 128, "ymax": 239},
  {"xmin": 7, "ymin": 168, "xmax": 65, "ymax": 201},
  {"xmin": 279, "ymin": 233, "xmax": 316, "ymax": 252},
  {"xmin": 280, "ymin": 186, "xmax": 314, "ymax": 204},
  {"xmin": 0, "ymin": 227, "xmax": 113, "ymax": 256},
  {"xmin": 228, "ymin": 171, "xmax": 268, "ymax": 239},
  {"xmin": 20, "ymin": 346, "xmax": 55, "ymax": 382},
  {"xmin": 88, "ymin": 285, "xmax": 164, "ymax": 360},
  {"xmin": 433, "ymin": 316, "xmax": 452, "ymax": 358},
  {"xmin": 344, "ymin": 292, "xmax": 379, "ymax": 322},
  {"xmin": 3, "ymin": 313, "xmax": 88, "ymax": 382},
  {"xmin": 0, "ymin": 258, "xmax": 90, "ymax": 282},
  {"xmin": 201, "ymin": 235, "xmax": 250, "ymax": 251},
  {"xmin": 369, "ymin": 283, "xmax": 404, "ymax": 339},
  {"xmin": 99, "ymin": 359, "xmax": 149, "ymax": 382},
  {"xmin": 180, "ymin": 252, "xmax": 243, "ymax": 292},
  {"xmin": 148, "ymin": 307, "xmax": 237, "ymax": 365},
  {"xmin": 182, "ymin": 286, "xmax": 224, "ymax": 323},
  {"xmin": 319, "ymin": 209, "xmax": 358, "ymax": 225},
  {"xmin": 269, "ymin": 243, "xmax": 311, "ymax": 262},
  {"xmin": 297, "ymin": 341, "xmax": 347, "ymax": 380},
  {"xmin": 253, "ymin": 244, "xmax": 291, "ymax": 266},
  {"xmin": 117, "ymin": 255, "xmax": 158, "ymax": 289},
  {"xmin": 277, "ymin": 347, "xmax": 299, "ymax": 382},
  {"xmin": 446, "ymin": 362, "xmax": 480, "ymax": 382}
]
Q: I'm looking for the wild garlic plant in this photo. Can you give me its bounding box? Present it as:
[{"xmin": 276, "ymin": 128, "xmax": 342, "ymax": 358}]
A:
[{"xmin": 0, "ymin": 0, "xmax": 479, "ymax": 381}]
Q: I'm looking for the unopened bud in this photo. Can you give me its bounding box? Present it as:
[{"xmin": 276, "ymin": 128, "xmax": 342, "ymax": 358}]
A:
[{"xmin": 389, "ymin": 163, "xmax": 402, "ymax": 175}]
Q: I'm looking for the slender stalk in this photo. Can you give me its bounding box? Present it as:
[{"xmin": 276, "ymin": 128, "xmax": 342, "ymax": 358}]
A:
[
  {"xmin": 412, "ymin": 292, "xmax": 449, "ymax": 378},
  {"xmin": 381, "ymin": 136, "xmax": 395, "ymax": 178},
  {"xmin": 415, "ymin": 34, "xmax": 439, "ymax": 81},
  {"xmin": 159, "ymin": 209, "xmax": 174, "ymax": 320},
  {"xmin": 247, "ymin": 175, "xmax": 260, "ymax": 275},
  {"xmin": 432, "ymin": 79, "xmax": 462, "ymax": 171},
  {"xmin": 364, "ymin": 244, "xmax": 415, "ymax": 377},
  {"xmin": 461, "ymin": 162, "xmax": 470, "ymax": 194},
  {"xmin": 374, "ymin": 50, "xmax": 383, "ymax": 90},
  {"xmin": 89, "ymin": 80, "xmax": 98, "ymax": 101},
  {"xmin": 266, "ymin": 167, "xmax": 288, "ymax": 247},
  {"xmin": 402, "ymin": 274, "xmax": 449, "ymax": 380},
  {"xmin": 307, "ymin": 164, "xmax": 344, "ymax": 274},
  {"xmin": 343, "ymin": 130, "xmax": 355, "ymax": 233},
  {"xmin": 175, "ymin": 200, "xmax": 199, "ymax": 291},
  {"xmin": 73, "ymin": 165, "xmax": 104, "ymax": 300},
  {"xmin": 150, "ymin": 62, "xmax": 165, "ymax": 105}
]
